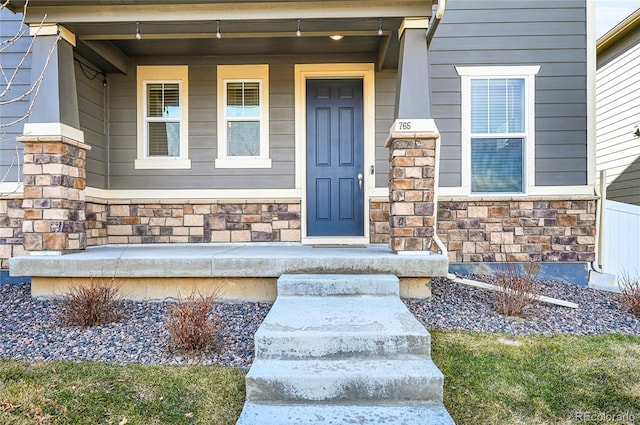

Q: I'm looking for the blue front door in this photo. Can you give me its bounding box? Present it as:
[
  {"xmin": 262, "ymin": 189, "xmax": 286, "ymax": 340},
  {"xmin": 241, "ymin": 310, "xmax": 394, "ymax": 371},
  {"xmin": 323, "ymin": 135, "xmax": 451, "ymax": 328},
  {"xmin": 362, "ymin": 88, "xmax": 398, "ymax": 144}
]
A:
[{"xmin": 306, "ymin": 79, "xmax": 364, "ymax": 237}]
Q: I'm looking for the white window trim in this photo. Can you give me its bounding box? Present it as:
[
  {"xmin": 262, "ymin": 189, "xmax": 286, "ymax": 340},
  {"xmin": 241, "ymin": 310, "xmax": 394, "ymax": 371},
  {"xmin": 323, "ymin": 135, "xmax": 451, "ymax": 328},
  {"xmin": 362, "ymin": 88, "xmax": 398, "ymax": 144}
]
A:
[
  {"xmin": 216, "ymin": 64, "xmax": 271, "ymax": 169},
  {"xmin": 135, "ymin": 66, "xmax": 191, "ymax": 170},
  {"xmin": 456, "ymin": 65, "xmax": 540, "ymax": 196}
]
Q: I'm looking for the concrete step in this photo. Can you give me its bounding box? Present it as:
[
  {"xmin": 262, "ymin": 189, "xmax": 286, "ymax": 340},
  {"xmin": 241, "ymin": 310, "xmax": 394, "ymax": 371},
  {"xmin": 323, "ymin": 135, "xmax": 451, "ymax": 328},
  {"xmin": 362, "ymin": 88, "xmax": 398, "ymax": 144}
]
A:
[
  {"xmin": 237, "ymin": 274, "xmax": 454, "ymax": 425},
  {"xmin": 236, "ymin": 402, "xmax": 456, "ymax": 425},
  {"xmin": 254, "ymin": 295, "xmax": 432, "ymax": 359},
  {"xmin": 245, "ymin": 358, "xmax": 444, "ymax": 403},
  {"xmin": 277, "ymin": 274, "xmax": 400, "ymax": 296}
]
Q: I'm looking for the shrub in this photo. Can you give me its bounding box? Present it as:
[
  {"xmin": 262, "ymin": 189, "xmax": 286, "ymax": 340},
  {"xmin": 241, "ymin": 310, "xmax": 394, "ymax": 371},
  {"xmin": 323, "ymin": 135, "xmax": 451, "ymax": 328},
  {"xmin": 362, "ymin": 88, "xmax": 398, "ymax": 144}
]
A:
[
  {"xmin": 618, "ymin": 273, "xmax": 640, "ymax": 317},
  {"xmin": 165, "ymin": 289, "xmax": 222, "ymax": 353},
  {"xmin": 493, "ymin": 261, "xmax": 541, "ymax": 317},
  {"xmin": 57, "ymin": 277, "xmax": 124, "ymax": 327}
]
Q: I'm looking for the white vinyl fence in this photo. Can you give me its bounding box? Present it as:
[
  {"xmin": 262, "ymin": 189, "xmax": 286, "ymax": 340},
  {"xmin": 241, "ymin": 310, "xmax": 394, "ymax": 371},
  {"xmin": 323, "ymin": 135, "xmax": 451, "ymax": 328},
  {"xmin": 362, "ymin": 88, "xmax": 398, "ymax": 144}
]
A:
[{"xmin": 602, "ymin": 200, "xmax": 640, "ymax": 280}]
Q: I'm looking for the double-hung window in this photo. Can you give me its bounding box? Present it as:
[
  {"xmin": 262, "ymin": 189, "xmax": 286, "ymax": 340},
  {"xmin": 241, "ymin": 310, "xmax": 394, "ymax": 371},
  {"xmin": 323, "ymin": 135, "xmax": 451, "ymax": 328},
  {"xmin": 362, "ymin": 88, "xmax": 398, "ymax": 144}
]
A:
[
  {"xmin": 457, "ymin": 66, "xmax": 539, "ymax": 194},
  {"xmin": 136, "ymin": 66, "xmax": 190, "ymax": 169},
  {"xmin": 470, "ymin": 78, "xmax": 525, "ymax": 193},
  {"xmin": 216, "ymin": 65, "xmax": 271, "ymax": 168}
]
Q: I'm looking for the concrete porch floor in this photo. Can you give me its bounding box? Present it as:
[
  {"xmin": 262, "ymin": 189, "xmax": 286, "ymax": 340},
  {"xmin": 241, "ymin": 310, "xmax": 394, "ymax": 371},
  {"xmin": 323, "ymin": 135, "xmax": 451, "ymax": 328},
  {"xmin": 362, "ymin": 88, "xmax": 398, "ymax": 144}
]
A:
[{"xmin": 9, "ymin": 243, "xmax": 448, "ymax": 302}]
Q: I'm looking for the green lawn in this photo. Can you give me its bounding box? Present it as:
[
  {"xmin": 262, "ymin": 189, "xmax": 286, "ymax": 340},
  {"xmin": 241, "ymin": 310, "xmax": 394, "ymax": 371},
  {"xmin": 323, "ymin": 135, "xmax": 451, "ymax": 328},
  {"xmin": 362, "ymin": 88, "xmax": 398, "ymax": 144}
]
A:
[
  {"xmin": 1, "ymin": 332, "xmax": 638, "ymax": 424},
  {"xmin": 0, "ymin": 362, "xmax": 246, "ymax": 424},
  {"xmin": 432, "ymin": 331, "xmax": 640, "ymax": 424}
]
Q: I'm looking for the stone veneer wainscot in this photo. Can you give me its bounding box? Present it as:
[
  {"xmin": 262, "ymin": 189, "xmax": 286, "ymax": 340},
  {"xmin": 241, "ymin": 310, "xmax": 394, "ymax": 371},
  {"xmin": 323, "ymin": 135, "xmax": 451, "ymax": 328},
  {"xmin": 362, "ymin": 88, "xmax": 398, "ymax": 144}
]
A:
[
  {"xmin": 369, "ymin": 196, "xmax": 597, "ymax": 263},
  {"xmin": 86, "ymin": 199, "xmax": 302, "ymax": 246}
]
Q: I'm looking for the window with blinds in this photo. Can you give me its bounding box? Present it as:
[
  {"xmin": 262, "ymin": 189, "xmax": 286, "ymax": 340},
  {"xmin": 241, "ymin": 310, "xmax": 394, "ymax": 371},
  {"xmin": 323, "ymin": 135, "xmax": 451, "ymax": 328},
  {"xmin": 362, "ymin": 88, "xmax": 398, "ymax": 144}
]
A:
[
  {"xmin": 225, "ymin": 81, "xmax": 261, "ymax": 156},
  {"xmin": 145, "ymin": 82, "xmax": 181, "ymax": 157},
  {"xmin": 470, "ymin": 78, "xmax": 525, "ymax": 193},
  {"xmin": 215, "ymin": 64, "xmax": 270, "ymax": 169}
]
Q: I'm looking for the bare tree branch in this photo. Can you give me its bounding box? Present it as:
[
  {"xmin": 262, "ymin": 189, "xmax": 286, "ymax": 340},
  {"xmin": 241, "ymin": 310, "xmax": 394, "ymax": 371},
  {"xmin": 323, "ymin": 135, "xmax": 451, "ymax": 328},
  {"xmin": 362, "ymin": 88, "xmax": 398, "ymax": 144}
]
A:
[
  {"xmin": 0, "ymin": 0, "xmax": 59, "ymax": 194},
  {"xmin": 0, "ymin": 0, "xmax": 60, "ymax": 128}
]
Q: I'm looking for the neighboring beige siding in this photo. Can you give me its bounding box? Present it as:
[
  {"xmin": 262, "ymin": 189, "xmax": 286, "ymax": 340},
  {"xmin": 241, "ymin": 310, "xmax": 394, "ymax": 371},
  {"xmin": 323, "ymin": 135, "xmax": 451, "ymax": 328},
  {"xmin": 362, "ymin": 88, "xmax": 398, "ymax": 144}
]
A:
[{"xmin": 596, "ymin": 41, "xmax": 640, "ymax": 205}]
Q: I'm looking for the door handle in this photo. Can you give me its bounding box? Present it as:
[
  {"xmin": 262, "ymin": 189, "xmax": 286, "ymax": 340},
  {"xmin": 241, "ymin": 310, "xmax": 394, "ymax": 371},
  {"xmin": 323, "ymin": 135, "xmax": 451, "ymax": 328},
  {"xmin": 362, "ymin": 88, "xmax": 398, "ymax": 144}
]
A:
[{"xmin": 357, "ymin": 172, "xmax": 363, "ymax": 191}]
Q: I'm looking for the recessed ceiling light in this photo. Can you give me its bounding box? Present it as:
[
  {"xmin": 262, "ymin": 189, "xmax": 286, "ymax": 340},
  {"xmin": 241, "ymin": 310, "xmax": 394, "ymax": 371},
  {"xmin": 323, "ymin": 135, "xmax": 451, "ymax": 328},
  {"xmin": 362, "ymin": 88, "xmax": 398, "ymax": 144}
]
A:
[{"xmin": 329, "ymin": 34, "xmax": 344, "ymax": 41}]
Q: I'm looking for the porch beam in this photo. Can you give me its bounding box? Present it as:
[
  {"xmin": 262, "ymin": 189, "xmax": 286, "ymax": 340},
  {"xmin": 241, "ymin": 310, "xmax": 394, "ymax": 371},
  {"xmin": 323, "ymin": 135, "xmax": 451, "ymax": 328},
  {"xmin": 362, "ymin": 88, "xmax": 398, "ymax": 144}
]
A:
[
  {"xmin": 79, "ymin": 40, "xmax": 130, "ymax": 75},
  {"xmin": 376, "ymin": 34, "xmax": 392, "ymax": 72},
  {"xmin": 22, "ymin": 1, "xmax": 433, "ymax": 24},
  {"xmin": 79, "ymin": 30, "xmax": 392, "ymax": 41}
]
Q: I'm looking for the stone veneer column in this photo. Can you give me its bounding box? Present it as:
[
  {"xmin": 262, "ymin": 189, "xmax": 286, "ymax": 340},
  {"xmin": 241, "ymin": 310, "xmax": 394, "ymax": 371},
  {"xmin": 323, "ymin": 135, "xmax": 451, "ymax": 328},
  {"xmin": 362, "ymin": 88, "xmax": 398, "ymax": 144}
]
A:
[
  {"xmin": 387, "ymin": 17, "xmax": 439, "ymax": 254},
  {"xmin": 386, "ymin": 131, "xmax": 439, "ymax": 253},
  {"xmin": 18, "ymin": 135, "xmax": 90, "ymax": 254}
]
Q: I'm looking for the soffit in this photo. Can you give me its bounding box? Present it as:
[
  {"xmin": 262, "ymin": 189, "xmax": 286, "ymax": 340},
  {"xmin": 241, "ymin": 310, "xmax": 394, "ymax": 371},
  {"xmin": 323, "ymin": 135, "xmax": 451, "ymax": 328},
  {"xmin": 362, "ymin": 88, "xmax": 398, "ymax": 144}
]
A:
[
  {"xmin": 10, "ymin": 1, "xmax": 431, "ymax": 72},
  {"xmin": 69, "ymin": 17, "xmax": 404, "ymax": 72}
]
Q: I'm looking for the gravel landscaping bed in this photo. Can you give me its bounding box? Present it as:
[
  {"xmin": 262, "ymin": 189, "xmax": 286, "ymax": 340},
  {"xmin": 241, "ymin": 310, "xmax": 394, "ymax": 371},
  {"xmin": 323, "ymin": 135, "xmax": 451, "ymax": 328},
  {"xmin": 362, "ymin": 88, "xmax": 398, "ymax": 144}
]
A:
[
  {"xmin": 406, "ymin": 276, "xmax": 640, "ymax": 337},
  {"xmin": 1, "ymin": 276, "xmax": 638, "ymax": 368}
]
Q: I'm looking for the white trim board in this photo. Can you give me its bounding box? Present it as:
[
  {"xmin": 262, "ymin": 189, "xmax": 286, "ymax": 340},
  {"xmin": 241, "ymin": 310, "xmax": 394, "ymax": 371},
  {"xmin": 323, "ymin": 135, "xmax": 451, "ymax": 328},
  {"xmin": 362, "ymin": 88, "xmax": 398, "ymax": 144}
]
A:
[
  {"xmin": 22, "ymin": 123, "xmax": 85, "ymax": 143},
  {"xmin": 437, "ymin": 185, "xmax": 595, "ymax": 197},
  {"xmin": 85, "ymin": 187, "xmax": 302, "ymax": 200},
  {"xmin": 586, "ymin": 0, "xmax": 596, "ymax": 187},
  {"xmin": 0, "ymin": 182, "xmax": 24, "ymax": 197},
  {"xmin": 84, "ymin": 186, "xmax": 594, "ymax": 202},
  {"xmin": 24, "ymin": 2, "xmax": 431, "ymax": 24}
]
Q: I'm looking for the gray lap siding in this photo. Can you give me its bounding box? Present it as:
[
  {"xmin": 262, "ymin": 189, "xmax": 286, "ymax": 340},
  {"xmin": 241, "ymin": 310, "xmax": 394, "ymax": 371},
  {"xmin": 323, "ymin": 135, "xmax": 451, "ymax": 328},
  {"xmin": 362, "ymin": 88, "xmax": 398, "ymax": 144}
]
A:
[
  {"xmin": 107, "ymin": 61, "xmax": 295, "ymax": 190},
  {"xmin": 82, "ymin": 2, "xmax": 589, "ymax": 192},
  {"xmin": 430, "ymin": 0, "xmax": 588, "ymax": 188}
]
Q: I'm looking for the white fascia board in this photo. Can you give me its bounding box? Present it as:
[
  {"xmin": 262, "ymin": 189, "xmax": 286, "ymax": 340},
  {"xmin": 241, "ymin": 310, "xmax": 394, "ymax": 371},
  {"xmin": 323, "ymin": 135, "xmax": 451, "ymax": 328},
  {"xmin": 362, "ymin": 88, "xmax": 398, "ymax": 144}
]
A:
[
  {"xmin": 24, "ymin": 1, "xmax": 431, "ymax": 23},
  {"xmin": 29, "ymin": 24, "xmax": 76, "ymax": 46}
]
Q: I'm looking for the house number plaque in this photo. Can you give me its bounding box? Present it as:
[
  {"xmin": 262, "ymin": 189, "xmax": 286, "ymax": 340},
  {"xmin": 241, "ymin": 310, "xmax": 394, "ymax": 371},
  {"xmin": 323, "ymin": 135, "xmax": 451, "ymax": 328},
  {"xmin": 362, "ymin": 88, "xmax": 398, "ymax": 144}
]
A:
[{"xmin": 393, "ymin": 119, "xmax": 435, "ymax": 133}]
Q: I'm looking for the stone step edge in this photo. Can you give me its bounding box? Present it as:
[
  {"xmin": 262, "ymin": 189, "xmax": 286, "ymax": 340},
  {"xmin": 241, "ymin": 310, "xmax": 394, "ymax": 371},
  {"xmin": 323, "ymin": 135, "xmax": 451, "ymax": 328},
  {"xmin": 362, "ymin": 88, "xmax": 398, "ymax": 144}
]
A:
[
  {"xmin": 277, "ymin": 274, "xmax": 400, "ymax": 297},
  {"xmin": 254, "ymin": 334, "xmax": 432, "ymax": 359},
  {"xmin": 245, "ymin": 358, "xmax": 444, "ymax": 403},
  {"xmin": 236, "ymin": 401, "xmax": 455, "ymax": 425}
]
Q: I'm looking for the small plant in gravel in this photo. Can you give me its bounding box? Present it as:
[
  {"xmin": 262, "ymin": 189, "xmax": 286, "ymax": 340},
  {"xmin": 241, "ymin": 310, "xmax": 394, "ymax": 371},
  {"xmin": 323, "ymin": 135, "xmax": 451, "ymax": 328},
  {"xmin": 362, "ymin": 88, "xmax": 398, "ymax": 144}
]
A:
[
  {"xmin": 57, "ymin": 276, "xmax": 124, "ymax": 327},
  {"xmin": 618, "ymin": 272, "xmax": 640, "ymax": 317},
  {"xmin": 165, "ymin": 288, "xmax": 222, "ymax": 353},
  {"xmin": 493, "ymin": 260, "xmax": 541, "ymax": 317}
]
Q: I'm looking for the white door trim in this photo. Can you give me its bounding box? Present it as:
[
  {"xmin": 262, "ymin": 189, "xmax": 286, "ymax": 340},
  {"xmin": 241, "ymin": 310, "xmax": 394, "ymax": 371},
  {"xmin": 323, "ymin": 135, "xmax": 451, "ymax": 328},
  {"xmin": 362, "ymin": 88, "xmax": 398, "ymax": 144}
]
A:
[{"xmin": 294, "ymin": 63, "xmax": 375, "ymax": 245}]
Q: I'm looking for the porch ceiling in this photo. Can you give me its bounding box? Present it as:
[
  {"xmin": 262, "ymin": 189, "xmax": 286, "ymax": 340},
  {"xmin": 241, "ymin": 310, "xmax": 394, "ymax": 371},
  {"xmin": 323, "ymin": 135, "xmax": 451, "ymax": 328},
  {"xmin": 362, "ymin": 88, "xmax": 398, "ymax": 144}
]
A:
[
  {"xmin": 10, "ymin": 1, "xmax": 433, "ymax": 72},
  {"xmin": 68, "ymin": 18, "xmax": 404, "ymax": 72}
]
